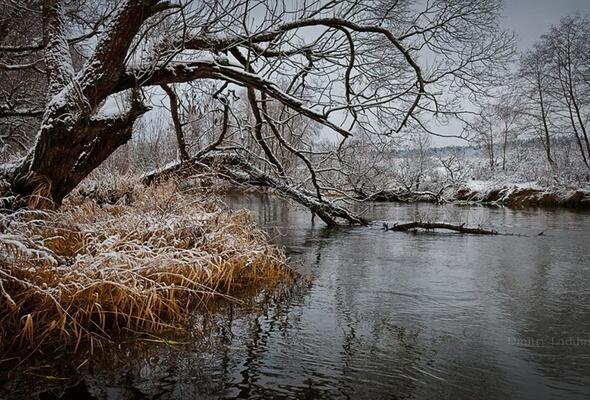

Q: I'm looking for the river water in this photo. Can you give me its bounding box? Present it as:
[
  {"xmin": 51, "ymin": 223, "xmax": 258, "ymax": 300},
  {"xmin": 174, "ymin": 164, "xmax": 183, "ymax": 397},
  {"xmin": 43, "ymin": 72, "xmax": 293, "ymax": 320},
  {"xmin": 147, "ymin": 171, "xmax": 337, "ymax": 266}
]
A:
[{"xmin": 10, "ymin": 195, "xmax": 590, "ymax": 399}]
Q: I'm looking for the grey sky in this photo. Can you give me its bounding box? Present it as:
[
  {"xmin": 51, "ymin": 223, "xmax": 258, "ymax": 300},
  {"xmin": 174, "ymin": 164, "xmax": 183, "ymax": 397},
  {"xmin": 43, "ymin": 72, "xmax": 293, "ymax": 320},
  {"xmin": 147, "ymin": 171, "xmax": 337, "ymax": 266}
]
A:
[
  {"xmin": 503, "ymin": 0, "xmax": 590, "ymax": 49},
  {"xmin": 428, "ymin": 0, "xmax": 590, "ymax": 146}
]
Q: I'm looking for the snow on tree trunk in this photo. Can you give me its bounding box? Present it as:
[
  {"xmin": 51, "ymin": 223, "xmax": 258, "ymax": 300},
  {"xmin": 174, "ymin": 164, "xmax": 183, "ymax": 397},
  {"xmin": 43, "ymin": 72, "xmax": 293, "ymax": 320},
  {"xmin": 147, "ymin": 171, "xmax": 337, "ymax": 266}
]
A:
[{"xmin": 4, "ymin": 0, "xmax": 153, "ymax": 207}]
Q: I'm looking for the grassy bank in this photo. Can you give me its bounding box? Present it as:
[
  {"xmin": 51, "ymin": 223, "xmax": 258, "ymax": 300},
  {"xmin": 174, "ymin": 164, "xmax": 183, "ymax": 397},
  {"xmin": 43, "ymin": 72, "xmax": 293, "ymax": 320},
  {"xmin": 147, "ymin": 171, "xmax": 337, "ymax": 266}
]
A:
[{"xmin": 0, "ymin": 181, "xmax": 291, "ymax": 362}]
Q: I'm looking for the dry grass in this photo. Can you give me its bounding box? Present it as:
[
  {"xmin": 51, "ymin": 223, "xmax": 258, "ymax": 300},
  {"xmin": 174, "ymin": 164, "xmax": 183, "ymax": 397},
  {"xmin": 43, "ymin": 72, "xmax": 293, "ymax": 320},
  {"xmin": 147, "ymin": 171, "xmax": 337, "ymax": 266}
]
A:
[{"xmin": 0, "ymin": 180, "xmax": 290, "ymax": 360}]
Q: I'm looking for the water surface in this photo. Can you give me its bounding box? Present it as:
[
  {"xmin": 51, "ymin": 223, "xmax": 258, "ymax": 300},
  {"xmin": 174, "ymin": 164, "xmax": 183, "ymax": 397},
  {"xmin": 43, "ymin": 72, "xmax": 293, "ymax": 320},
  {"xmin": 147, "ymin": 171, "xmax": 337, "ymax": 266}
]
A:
[{"xmin": 11, "ymin": 195, "xmax": 590, "ymax": 399}]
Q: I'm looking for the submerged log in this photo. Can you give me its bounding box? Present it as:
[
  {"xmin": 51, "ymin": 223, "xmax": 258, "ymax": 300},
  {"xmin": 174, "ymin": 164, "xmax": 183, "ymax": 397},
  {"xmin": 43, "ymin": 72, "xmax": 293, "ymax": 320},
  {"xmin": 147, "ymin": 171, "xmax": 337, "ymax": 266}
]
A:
[{"xmin": 383, "ymin": 221, "xmax": 498, "ymax": 235}]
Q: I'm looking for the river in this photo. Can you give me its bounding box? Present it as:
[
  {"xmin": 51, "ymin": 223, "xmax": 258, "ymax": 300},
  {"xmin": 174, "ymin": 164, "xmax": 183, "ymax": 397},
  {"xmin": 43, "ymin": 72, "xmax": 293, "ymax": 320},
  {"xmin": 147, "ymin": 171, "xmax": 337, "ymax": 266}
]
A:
[{"xmin": 10, "ymin": 194, "xmax": 590, "ymax": 399}]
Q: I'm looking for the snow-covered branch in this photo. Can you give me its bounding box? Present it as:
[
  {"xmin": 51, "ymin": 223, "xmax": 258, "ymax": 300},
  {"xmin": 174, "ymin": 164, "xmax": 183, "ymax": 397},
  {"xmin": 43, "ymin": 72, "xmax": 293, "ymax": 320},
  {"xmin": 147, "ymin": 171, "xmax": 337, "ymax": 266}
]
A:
[
  {"xmin": 117, "ymin": 60, "xmax": 353, "ymax": 138},
  {"xmin": 42, "ymin": 0, "xmax": 75, "ymax": 97}
]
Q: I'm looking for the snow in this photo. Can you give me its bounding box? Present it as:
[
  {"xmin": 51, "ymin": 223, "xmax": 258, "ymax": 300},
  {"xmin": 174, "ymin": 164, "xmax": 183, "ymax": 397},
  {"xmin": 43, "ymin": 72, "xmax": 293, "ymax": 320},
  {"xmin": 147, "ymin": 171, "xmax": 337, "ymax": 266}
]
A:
[
  {"xmin": 0, "ymin": 233, "xmax": 58, "ymax": 265},
  {"xmin": 139, "ymin": 159, "xmax": 183, "ymax": 181},
  {"xmin": 466, "ymin": 179, "xmax": 543, "ymax": 193}
]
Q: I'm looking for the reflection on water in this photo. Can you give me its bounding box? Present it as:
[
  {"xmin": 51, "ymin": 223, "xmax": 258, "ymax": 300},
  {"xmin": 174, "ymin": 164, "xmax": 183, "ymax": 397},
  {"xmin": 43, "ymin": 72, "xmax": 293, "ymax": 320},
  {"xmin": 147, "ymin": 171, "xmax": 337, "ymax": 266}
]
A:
[{"xmin": 4, "ymin": 194, "xmax": 590, "ymax": 399}]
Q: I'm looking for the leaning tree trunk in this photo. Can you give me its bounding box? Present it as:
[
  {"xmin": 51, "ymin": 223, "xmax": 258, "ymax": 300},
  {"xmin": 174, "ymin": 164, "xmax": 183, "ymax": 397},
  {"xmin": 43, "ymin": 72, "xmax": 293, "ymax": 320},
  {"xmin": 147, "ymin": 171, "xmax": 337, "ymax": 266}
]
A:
[
  {"xmin": 0, "ymin": 0, "xmax": 155, "ymax": 208},
  {"xmin": 142, "ymin": 153, "xmax": 369, "ymax": 227},
  {"xmin": 7, "ymin": 97, "xmax": 148, "ymax": 207}
]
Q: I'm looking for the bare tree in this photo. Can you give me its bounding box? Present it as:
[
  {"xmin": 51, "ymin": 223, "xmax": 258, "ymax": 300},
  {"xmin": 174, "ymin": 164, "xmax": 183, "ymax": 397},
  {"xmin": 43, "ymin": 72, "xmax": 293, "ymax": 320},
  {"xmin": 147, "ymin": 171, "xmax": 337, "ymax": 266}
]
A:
[
  {"xmin": 0, "ymin": 0, "xmax": 514, "ymax": 225},
  {"xmin": 519, "ymin": 45, "xmax": 558, "ymax": 170},
  {"xmin": 469, "ymin": 93, "xmax": 519, "ymax": 171},
  {"xmin": 546, "ymin": 15, "xmax": 590, "ymax": 168},
  {"xmin": 395, "ymin": 132, "xmax": 433, "ymax": 191}
]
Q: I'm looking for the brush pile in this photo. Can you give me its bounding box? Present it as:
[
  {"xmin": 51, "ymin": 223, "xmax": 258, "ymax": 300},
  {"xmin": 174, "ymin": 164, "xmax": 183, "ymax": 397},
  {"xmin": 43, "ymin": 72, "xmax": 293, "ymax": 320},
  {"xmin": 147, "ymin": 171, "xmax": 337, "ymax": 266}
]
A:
[{"xmin": 0, "ymin": 180, "xmax": 289, "ymax": 359}]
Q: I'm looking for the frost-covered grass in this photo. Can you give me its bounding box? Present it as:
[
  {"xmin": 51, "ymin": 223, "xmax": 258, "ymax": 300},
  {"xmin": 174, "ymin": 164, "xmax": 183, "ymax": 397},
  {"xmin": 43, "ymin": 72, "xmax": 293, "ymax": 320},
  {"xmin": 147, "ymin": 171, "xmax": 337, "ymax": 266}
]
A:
[{"xmin": 0, "ymin": 181, "xmax": 290, "ymax": 359}]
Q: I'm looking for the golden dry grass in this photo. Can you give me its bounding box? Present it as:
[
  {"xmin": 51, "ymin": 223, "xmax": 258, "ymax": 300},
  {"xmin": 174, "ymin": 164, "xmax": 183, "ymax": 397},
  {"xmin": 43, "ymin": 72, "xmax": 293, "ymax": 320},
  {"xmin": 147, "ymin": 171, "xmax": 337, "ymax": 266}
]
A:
[{"xmin": 0, "ymin": 181, "xmax": 290, "ymax": 360}]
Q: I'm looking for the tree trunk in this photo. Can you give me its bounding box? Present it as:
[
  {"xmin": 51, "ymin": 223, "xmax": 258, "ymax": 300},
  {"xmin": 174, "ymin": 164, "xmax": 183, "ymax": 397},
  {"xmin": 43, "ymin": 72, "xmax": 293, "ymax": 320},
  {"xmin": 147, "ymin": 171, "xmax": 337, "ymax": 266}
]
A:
[
  {"xmin": 1, "ymin": 0, "xmax": 154, "ymax": 208},
  {"xmin": 502, "ymin": 123, "xmax": 508, "ymax": 171},
  {"xmin": 142, "ymin": 153, "xmax": 369, "ymax": 227},
  {"xmin": 570, "ymin": 90, "xmax": 590, "ymax": 164},
  {"xmin": 566, "ymin": 101, "xmax": 589, "ymax": 168},
  {"xmin": 6, "ymin": 98, "xmax": 148, "ymax": 207},
  {"xmin": 160, "ymin": 84, "xmax": 190, "ymax": 162},
  {"xmin": 384, "ymin": 221, "xmax": 498, "ymax": 235},
  {"xmin": 537, "ymin": 80, "xmax": 556, "ymax": 170}
]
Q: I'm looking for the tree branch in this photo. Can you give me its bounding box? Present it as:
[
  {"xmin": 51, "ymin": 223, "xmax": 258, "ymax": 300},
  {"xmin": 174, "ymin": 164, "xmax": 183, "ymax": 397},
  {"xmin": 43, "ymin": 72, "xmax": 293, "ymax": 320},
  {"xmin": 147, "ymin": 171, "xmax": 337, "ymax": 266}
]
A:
[
  {"xmin": 384, "ymin": 221, "xmax": 498, "ymax": 235},
  {"xmin": 42, "ymin": 0, "xmax": 75, "ymax": 97},
  {"xmin": 116, "ymin": 60, "xmax": 353, "ymax": 138},
  {"xmin": 160, "ymin": 83, "xmax": 189, "ymax": 161}
]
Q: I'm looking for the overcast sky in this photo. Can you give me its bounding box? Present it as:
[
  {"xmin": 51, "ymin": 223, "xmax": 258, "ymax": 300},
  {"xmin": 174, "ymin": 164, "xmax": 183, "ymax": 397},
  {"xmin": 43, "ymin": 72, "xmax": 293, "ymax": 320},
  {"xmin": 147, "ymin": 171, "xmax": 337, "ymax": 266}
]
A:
[
  {"xmin": 426, "ymin": 0, "xmax": 590, "ymax": 146},
  {"xmin": 503, "ymin": 0, "xmax": 590, "ymax": 49}
]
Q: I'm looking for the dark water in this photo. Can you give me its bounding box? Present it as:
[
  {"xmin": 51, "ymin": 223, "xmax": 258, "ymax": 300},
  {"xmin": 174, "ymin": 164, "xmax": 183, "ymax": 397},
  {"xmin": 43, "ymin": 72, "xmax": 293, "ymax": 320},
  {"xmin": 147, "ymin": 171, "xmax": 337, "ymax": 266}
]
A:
[{"xmin": 7, "ymin": 195, "xmax": 590, "ymax": 399}]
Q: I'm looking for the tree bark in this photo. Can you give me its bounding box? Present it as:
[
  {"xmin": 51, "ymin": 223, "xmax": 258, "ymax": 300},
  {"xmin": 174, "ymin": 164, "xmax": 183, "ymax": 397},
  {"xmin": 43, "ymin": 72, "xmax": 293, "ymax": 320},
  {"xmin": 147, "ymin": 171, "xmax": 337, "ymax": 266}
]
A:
[
  {"xmin": 2, "ymin": 0, "xmax": 155, "ymax": 207},
  {"xmin": 7, "ymin": 97, "xmax": 149, "ymax": 207}
]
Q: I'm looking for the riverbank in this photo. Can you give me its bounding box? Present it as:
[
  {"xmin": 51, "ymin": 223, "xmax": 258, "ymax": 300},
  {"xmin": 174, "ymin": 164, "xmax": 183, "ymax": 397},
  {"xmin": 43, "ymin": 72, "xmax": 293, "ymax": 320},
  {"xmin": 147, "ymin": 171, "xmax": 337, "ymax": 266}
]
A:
[
  {"xmin": 357, "ymin": 181, "xmax": 590, "ymax": 208},
  {"xmin": 0, "ymin": 181, "xmax": 291, "ymax": 365},
  {"xmin": 453, "ymin": 181, "xmax": 590, "ymax": 208}
]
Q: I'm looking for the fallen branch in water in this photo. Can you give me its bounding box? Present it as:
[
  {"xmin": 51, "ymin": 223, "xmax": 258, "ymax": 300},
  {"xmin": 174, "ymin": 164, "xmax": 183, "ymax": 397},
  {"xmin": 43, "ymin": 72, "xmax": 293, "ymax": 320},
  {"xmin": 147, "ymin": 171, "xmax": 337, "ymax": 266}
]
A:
[
  {"xmin": 142, "ymin": 153, "xmax": 368, "ymax": 227},
  {"xmin": 383, "ymin": 221, "xmax": 498, "ymax": 235}
]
